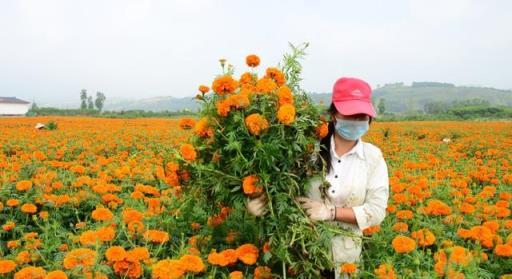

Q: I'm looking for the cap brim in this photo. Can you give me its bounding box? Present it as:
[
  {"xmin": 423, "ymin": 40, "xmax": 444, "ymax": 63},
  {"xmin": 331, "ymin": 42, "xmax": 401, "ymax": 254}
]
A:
[{"xmin": 333, "ymin": 100, "xmax": 376, "ymax": 117}]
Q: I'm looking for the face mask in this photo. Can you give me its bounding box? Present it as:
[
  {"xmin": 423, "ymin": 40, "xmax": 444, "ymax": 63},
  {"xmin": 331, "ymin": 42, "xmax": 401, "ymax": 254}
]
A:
[{"xmin": 334, "ymin": 118, "xmax": 369, "ymax": 141}]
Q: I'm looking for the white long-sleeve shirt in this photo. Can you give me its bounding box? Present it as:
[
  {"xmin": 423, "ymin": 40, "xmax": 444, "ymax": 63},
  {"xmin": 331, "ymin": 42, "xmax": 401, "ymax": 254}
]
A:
[{"xmin": 307, "ymin": 134, "xmax": 390, "ymax": 270}]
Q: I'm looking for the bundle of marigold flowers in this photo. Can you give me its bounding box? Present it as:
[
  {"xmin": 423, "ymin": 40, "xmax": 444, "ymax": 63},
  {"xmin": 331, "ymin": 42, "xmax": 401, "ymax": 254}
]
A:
[{"xmin": 175, "ymin": 43, "xmax": 351, "ymax": 278}]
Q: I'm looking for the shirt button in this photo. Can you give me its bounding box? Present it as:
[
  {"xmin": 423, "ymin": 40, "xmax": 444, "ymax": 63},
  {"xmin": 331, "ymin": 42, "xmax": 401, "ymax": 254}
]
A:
[
  {"xmin": 334, "ymin": 175, "xmax": 338, "ymax": 178},
  {"xmin": 338, "ymin": 160, "xmax": 341, "ymax": 163},
  {"xmin": 331, "ymin": 189, "xmax": 336, "ymax": 194}
]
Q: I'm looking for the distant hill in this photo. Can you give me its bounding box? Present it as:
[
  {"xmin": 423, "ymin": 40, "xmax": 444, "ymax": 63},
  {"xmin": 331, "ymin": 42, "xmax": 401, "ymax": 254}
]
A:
[
  {"xmin": 42, "ymin": 82, "xmax": 512, "ymax": 113},
  {"xmin": 310, "ymin": 82, "xmax": 512, "ymax": 113},
  {"xmin": 103, "ymin": 96, "xmax": 200, "ymax": 112}
]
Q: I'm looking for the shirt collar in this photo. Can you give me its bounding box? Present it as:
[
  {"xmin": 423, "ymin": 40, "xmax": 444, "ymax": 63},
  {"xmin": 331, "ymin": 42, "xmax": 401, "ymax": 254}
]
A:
[{"xmin": 330, "ymin": 134, "xmax": 365, "ymax": 160}]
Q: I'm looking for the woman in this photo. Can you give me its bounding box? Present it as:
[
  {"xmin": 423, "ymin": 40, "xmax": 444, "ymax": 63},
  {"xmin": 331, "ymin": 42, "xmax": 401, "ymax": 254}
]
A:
[{"xmin": 247, "ymin": 77, "xmax": 390, "ymax": 279}]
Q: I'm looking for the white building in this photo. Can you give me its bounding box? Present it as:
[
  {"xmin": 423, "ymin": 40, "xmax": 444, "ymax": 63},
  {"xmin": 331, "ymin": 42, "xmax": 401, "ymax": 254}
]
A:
[{"xmin": 0, "ymin": 97, "xmax": 31, "ymax": 116}]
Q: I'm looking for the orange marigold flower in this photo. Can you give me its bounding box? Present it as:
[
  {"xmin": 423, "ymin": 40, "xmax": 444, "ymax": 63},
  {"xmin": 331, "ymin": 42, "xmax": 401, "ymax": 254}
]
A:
[
  {"xmin": 194, "ymin": 117, "xmax": 214, "ymax": 138},
  {"xmin": 207, "ymin": 249, "xmax": 237, "ymax": 267},
  {"xmin": 0, "ymin": 260, "xmax": 16, "ymax": 274},
  {"xmin": 396, "ymin": 210, "xmax": 413, "ymax": 220},
  {"xmin": 277, "ymin": 85, "xmax": 293, "ymax": 106},
  {"xmin": 229, "ymin": 271, "xmax": 244, "ymax": 279},
  {"xmin": 340, "ymin": 263, "xmax": 357, "ymax": 274},
  {"xmin": 91, "ymin": 207, "xmax": 113, "ymax": 222},
  {"xmin": 236, "ymin": 243, "xmax": 259, "ymax": 265},
  {"xmin": 122, "ymin": 208, "xmax": 144, "ymax": 223},
  {"xmin": 256, "ymin": 77, "xmax": 278, "ymax": 93},
  {"xmin": 16, "ymin": 180, "xmax": 33, "ymax": 191},
  {"xmin": 212, "ymin": 75, "xmax": 238, "ymax": 96},
  {"xmin": 391, "ymin": 235, "xmax": 416, "ymax": 253},
  {"xmin": 198, "ymin": 85, "xmax": 210, "ymax": 94},
  {"xmin": 245, "ymin": 113, "xmax": 269, "ymax": 136},
  {"xmin": 152, "ymin": 259, "xmax": 185, "ymax": 279},
  {"xmin": 179, "ymin": 118, "xmax": 196, "ymax": 130},
  {"xmin": 63, "ymin": 248, "xmax": 97, "ymax": 270},
  {"xmin": 495, "ymin": 244, "xmax": 512, "ymax": 257},
  {"xmin": 374, "ymin": 263, "xmax": 396, "ymax": 279},
  {"xmin": 363, "ymin": 225, "xmax": 381, "ymax": 236},
  {"xmin": 21, "ymin": 203, "xmax": 38, "ymax": 214},
  {"xmin": 277, "ymin": 104, "xmax": 296, "ymax": 126},
  {"xmin": 229, "ymin": 93, "xmax": 250, "ymax": 109},
  {"xmin": 216, "ymin": 99, "xmax": 232, "ymax": 117},
  {"xmin": 411, "ymin": 228, "xmax": 436, "ymax": 247},
  {"xmin": 14, "ymin": 266, "xmax": 46, "ymax": 279},
  {"xmin": 3, "ymin": 221, "xmax": 16, "ymax": 231},
  {"xmin": 265, "ymin": 67, "xmax": 286, "ymax": 86},
  {"xmin": 242, "ymin": 175, "xmax": 263, "ymax": 196},
  {"xmin": 180, "ymin": 144, "xmax": 197, "ymax": 162},
  {"xmin": 127, "ymin": 247, "xmax": 150, "ymax": 262},
  {"xmin": 240, "ymin": 72, "xmax": 255, "ymax": 85},
  {"xmin": 246, "ymin": 54, "xmax": 260, "ymax": 67},
  {"xmin": 179, "ymin": 254, "xmax": 205, "ymax": 273},
  {"xmin": 96, "ymin": 226, "xmax": 116, "ymax": 242},
  {"xmin": 45, "ymin": 270, "xmax": 68, "ymax": 279},
  {"xmin": 143, "ymin": 230, "xmax": 169, "ymax": 243},
  {"xmin": 113, "ymin": 260, "xmax": 142, "ymax": 279},
  {"xmin": 105, "ymin": 246, "xmax": 127, "ymax": 262},
  {"xmin": 316, "ymin": 122, "xmax": 329, "ymax": 139},
  {"xmin": 254, "ymin": 266, "xmax": 272, "ymax": 279},
  {"xmin": 424, "ymin": 199, "xmax": 451, "ymax": 216}
]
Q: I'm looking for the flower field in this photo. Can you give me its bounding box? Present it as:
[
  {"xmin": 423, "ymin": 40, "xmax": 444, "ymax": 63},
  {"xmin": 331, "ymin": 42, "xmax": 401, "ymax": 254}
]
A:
[{"xmin": 0, "ymin": 116, "xmax": 511, "ymax": 278}]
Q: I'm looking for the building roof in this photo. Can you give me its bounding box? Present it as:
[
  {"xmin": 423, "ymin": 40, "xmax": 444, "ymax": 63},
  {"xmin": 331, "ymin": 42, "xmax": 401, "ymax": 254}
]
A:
[{"xmin": 0, "ymin": 97, "xmax": 30, "ymax": 104}]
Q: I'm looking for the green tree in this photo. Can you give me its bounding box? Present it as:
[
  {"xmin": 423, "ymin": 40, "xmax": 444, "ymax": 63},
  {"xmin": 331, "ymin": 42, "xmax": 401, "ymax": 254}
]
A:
[
  {"xmin": 80, "ymin": 89, "xmax": 87, "ymax": 109},
  {"xmin": 87, "ymin": 96, "xmax": 94, "ymax": 109},
  {"xmin": 95, "ymin": 92, "xmax": 106, "ymax": 111},
  {"xmin": 377, "ymin": 98, "xmax": 386, "ymax": 114}
]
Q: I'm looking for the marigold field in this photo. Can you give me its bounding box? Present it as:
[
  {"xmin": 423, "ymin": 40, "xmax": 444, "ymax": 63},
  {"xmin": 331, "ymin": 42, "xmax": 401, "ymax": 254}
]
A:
[{"xmin": 0, "ymin": 117, "xmax": 511, "ymax": 278}]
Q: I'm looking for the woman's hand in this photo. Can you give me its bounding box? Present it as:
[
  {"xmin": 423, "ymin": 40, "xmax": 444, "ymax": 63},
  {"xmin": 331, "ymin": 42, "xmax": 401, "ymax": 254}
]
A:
[
  {"xmin": 246, "ymin": 194, "xmax": 268, "ymax": 217},
  {"xmin": 296, "ymin": 197, "xmax": 335, "ymax": 221}
]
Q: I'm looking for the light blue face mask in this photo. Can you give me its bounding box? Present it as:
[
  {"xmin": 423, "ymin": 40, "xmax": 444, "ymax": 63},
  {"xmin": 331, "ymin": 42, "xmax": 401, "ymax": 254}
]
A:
[{"xmin": 334, "ymin": 118, "xmax": 369, "ymax": 141}]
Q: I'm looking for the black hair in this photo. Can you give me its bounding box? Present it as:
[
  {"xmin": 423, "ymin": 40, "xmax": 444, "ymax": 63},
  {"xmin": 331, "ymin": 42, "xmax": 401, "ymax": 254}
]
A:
[{"xmin": 318, "ymin": 103, "xmax": 373, "ymax": 173}]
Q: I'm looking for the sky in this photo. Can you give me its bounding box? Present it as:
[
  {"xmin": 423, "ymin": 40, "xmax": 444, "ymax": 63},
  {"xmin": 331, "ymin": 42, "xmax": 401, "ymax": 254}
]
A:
[{"xmin": 1, "ymin": 0, "xmax": 511, "ymax": 105}]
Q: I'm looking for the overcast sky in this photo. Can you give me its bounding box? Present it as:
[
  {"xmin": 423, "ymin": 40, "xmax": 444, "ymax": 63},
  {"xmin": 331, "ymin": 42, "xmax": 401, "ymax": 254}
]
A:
[{"xmin": 1, "ymin": 0, "xmax": 511, "ymax": 104}]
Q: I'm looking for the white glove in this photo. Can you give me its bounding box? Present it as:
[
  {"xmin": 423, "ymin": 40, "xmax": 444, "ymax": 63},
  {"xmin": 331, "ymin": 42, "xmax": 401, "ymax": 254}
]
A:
[
  {"xmin": 246, "ymin": 194, "xmax": 268, "ymax": 217},
  {"xmin": 296, "ymin": 197, "xmax": 335, "ymax": 221}
]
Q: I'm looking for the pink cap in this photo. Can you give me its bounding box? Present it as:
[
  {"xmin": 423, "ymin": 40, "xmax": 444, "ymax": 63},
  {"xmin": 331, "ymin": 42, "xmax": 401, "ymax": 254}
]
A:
[{"xmin": 332, "ymin": 77, "xmax": 376, "ymax": 117}]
